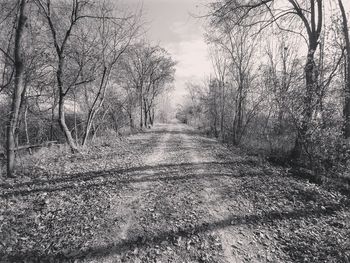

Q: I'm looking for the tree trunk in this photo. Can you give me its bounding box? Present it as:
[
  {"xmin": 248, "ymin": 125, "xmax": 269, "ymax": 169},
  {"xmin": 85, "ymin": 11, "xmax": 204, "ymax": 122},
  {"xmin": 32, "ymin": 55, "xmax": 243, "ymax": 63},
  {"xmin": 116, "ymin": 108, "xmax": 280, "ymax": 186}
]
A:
[
  {"xmin": 143, "ymin": 98, "xmax": 148, "ymax": 128},
  {"xmin": 91, "ymin": 107, "xmax": 110, "ymax": 142},
  {"xmin": 220, "ymin": 82, "xmax": 225, "ymax": 140},
  {"xmin": 73, "ymin": 90, "xmax": 78, "ymax": 144},
  {"xmin": 50, "ymin": 103, "xmax": 56, "ymax": 141},
  {"xmin": 91, "ymin": 123, "xmax": 97, "ymax": 142},
  {"xmin": 233, "ymin": 85, "xmax": 244, "ymax": 145},
  {"xmin": 232, "ymin": 113, "xmax": 238, "ymax": 145},
  {"xmin": 127, "ymin": 95, "xmax": 134, "ymax": 129},
  {"xmin": 140, "ymin": 87, "xmax": 143, "ymax": 128},
  {"xmin": 23, "ymin": 101, "xmax": 32, "ymax": 155},
  {"xmin": 58, "ymin": 92, "xmax": 78, "ymax": 153},
  {"xmin": 290, "ymin": 0, "xmax": 322, "ymax": 160},
  {"xmin": 292, "ymin": 46, "xmax": 318, "ymax": 159},
  {"xmin": 150, "ymin": 107, "xmax": 155, "ymax": 126},
  {"xmin": 55, "ymin": 47, "xmax": 79, "ymax": 152},
  {"xmin": 277, "ymin": 46, "xmax": 289, "ymax": 135},
  {"xmin": 338, "ymin": 0, "xmax": 350, "ymax": 139},
  {"xmin": 148, "ymin": 106, "xmax": 154, "ymax": 126},
  {"xmin": 6, "ymin": 0, "xmax": 27, "ymax": 177},
  {"xmin": 129, "ymin": 110, "xmax": 134, "ymax": 129},
  {"xmin": 82, "ymin": 66, "xmax": 107, "ymax": 146},
  {"xmin": 82, "ymin": 111, "xmax": 94, "ymax": 146}
]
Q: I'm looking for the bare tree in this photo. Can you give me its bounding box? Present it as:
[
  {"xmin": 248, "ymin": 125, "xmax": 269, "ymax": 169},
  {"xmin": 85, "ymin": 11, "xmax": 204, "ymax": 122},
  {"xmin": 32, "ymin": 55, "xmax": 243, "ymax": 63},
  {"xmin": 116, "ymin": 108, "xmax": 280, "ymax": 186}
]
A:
[
  {"xmin": 264, "ymin": 36, "xmax": 300, "ymax": 134},
  {"xmin": 6, "ymin": 0, "xmax": 27, "ymax": 177},
  {"xmin": 210, "ymin": 0, "xmax": 324, "ymax": 157},
  {"xmin": 338, "ymin": 0, "xmax": 350, "ymax": 139},
  {"xmin": 34, "ymin": 0, "xmax": 96, "ymax": 152},
  {"xmin": 209, "ymin": 45, "xmax": 228, "ymax": 139},
  {"xmin": 142, "ymin": 50, "xmax": 175, "ymax": 127},
  {"xmin": 81, "ymin": 7, "xmax": 141, "ymax": 146},
  {"xmin": 121, "ymin": 43, "xmax": 175, "ymax": 129},
  {"xmin": 207, "ymin": 17, "xmax": 257, "ymax": 144}
]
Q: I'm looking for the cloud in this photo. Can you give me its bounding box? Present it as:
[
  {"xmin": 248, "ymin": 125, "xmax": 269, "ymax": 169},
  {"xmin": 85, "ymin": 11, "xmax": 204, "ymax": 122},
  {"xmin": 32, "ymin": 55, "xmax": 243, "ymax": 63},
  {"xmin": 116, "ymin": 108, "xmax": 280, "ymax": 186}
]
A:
[
  {"xmin": 120, "ymin": 0, "xmax": 212, "ymax": 106},
  {"xmin": 165, "ymin": 38, "xmax": 212, "ymax": 105},
  {"xmin": 167, "ymin": 39, "xmax": 211, "ymax": 78}
]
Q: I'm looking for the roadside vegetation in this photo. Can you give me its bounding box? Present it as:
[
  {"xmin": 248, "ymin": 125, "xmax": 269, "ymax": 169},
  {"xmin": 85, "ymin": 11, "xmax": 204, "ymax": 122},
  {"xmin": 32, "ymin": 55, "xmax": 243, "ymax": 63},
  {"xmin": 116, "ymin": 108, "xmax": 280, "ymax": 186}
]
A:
[
  {"xmin": 0, "ymin": 0, "xmax": 176, "ymax": 178},
  {"xmin": 176, "ymin": 0, "xmax": 350, "ymax": 192}
]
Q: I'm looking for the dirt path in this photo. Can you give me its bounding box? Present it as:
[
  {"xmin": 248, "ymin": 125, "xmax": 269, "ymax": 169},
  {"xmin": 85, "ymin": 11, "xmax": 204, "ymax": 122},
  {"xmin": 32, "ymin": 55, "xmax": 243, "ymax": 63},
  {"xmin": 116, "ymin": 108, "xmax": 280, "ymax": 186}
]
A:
[
  {"xmin": 175, "ymin": 124, "xmax": 281, "ymax": 262},
  {"xmin": 77, "ymin": 122, "xmax": 349, "ymax": 263},
  {"xmin": 3, "ymin": 122, "xmax": 348, "ymax": 262}
]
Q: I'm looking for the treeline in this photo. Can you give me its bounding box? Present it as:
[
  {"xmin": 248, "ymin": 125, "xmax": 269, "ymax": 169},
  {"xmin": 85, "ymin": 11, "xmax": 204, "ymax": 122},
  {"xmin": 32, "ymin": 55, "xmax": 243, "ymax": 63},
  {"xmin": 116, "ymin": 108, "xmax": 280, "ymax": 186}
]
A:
[
  {"xmin": 177, "ymin": 0, "xmax": 350, "ymax": 173},
  {"xmin": 0, "ymin": 0, "xmax": 176, "ymax": 177}
]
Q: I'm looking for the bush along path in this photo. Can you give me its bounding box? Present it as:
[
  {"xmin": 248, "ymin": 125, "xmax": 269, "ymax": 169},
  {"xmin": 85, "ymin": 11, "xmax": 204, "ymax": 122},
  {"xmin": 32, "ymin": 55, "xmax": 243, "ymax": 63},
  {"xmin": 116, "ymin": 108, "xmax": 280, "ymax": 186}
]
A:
[{"xmin": 0, "ymin": 123, "xmax": 350, "ymax": 262}]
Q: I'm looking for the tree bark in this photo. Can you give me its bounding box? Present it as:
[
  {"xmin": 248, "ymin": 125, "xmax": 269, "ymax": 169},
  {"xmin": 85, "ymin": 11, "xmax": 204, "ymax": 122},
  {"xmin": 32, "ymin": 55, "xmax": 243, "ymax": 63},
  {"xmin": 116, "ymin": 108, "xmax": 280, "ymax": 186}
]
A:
[
  {"xmin": 148, "ymin": 106, "xmax": 154, "ymax": 126},
  {"xmin": 292, "ymin": 43, "xmax": 318, "ymax": 159},
  {"xmin": 23, "ymin": 101, "xmax": 32, "ymax": 155},
  {"xmin": 150, "ymin": 107, "xmax": 155, "ymax": 126},
  {"xmin": 73, "ymin": 90, "xmax": 78, "ymax": 144},
  {"xmin": 6, "ymin": 0, "xmax": 27, "ymax": 177},
  {"xmin": 50, "ymin": 101, "xmax": 56, "ymax": 141},
  {"xmin": 143, "ymin": 98, "xmax": 148, "ymax": 128},
  {"xmin": 58, "ymin": 91, "xmax": 78, "ymax": 153},
  {"xmin": 220, "ymin": 81, "xmax": 225, "ymax": 140},
  {"xmin": 56, "ymin": 51, "xmax": 78, "ymax": 152},
  {"xmin": 277, "ymin": 46, "xmax": 289, "ymax": 135},
  {"xmin": 233, "ymin": 82, "xmax": 244, "ymax": 145},
  {"xmin": 140, "ymin": 86, "xmax": 143, "ymax": 128},
  {"xmin": 292, "ymin": 50, "xmax": 315, "ymax": 159},
  {"xmin": 129, "ymin": 110, "xmax": 134, "ymax": 129},
  {"xmin": 291, "ymin": 0, "xmax": 322, "ymax": 160},
  {"xmin": 82, "ymin": 66, "xmax": 107, "ymax": 146}
]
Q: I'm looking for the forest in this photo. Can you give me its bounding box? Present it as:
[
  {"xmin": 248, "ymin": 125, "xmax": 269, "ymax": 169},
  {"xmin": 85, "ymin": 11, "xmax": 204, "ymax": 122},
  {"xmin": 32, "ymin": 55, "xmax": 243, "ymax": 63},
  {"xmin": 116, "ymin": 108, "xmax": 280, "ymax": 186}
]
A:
[
  {"xmin": 176, "ymin": 0, "xmax": 350, "ymax": 183},
  {"xmin": 0, "ymin": 0, "xmax": 176, "ymax": 177},
  {"xmin": 1, "ymin": 0, "xmax": 350, "ymax": 262}
]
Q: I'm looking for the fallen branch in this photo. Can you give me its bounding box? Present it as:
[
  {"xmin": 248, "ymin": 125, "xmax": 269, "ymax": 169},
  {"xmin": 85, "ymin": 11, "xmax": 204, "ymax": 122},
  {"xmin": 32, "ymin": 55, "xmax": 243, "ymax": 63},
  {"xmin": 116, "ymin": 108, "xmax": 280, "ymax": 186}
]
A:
[{"xmin": 0, "ymin": 141, "xmax": 58, "ymax": 157}]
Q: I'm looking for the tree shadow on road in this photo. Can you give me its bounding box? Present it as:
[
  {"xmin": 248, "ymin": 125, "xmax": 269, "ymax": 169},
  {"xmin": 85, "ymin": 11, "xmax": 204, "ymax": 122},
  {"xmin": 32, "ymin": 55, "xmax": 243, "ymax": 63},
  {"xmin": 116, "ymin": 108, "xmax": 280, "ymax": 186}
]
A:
[
  {"xmin": 0, "ymin": 160, "xmax": 261, "ymax": 197},
  {"xmin": 3, "ymin": 202, "xmax": 345, "ymax": 262}
]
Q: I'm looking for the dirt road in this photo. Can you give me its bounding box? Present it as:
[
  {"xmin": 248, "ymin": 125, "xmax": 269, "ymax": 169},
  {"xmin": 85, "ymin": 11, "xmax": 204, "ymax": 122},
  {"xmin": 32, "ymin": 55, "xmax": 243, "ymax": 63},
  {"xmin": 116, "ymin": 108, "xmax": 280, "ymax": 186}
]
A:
[
  {"xmin": 1, "ymin": 122, "xmax": 349, "ymax": 262},
  {"xmin": 81, "ymin": 122, "xmax": 349, "ymax": 263}
]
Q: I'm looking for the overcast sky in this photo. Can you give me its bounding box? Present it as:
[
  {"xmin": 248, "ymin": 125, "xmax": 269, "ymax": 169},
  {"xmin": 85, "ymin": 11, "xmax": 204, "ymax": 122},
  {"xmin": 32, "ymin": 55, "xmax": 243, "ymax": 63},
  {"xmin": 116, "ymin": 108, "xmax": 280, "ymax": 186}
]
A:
[
  {"xmin": 121, "ymin": 0, "xmax": 212, "ymax": 106},
  {"xmin": 120, "ymin": 0, "xmax": 350, "ymax": 107}
]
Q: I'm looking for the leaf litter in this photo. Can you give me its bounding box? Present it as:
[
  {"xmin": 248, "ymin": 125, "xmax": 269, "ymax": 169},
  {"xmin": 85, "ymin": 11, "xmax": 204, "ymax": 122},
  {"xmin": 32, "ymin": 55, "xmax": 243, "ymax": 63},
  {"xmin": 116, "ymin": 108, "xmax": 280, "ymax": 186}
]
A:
[{"xmin": 0, "ymin": 123, "xmax": 349, "ymax": 262}]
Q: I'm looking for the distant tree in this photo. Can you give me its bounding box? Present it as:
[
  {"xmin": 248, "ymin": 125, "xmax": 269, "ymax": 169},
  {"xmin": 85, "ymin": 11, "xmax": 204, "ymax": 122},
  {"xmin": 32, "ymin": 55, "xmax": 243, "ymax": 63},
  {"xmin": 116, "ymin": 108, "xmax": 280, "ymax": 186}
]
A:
[{"xmin": 121, "ymin": 43, "xmax": 176, "ymax": 128}]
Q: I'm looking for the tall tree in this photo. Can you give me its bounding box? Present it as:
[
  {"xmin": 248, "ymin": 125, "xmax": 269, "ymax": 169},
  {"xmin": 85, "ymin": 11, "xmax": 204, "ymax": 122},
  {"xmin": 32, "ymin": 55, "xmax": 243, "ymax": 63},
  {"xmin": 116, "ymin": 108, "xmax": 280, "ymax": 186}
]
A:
[
  {"xmin": 81, "ymin": 7, "xmax": 141, "ymax": 146},
  {"xmin": 35, "ymin": 0, "xmax": 94, "ymax": 152},
  {"xmin": 209, "ymin": 45, "xmax": 228, "ymax": 139},
  {"xmin": 6, "ymin": 0, "xmax": 27, "ymax": 177},
  {"xmin": 207, "ymin": 17, "xmax": 257, "ymax": 144},
  {"xmin": 211, "ymin": 0, "xmax": 324, "ymax": 157},
  {"xmin": 338, "ymin": 0, "xmax": 350, "ymax": 139}
]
